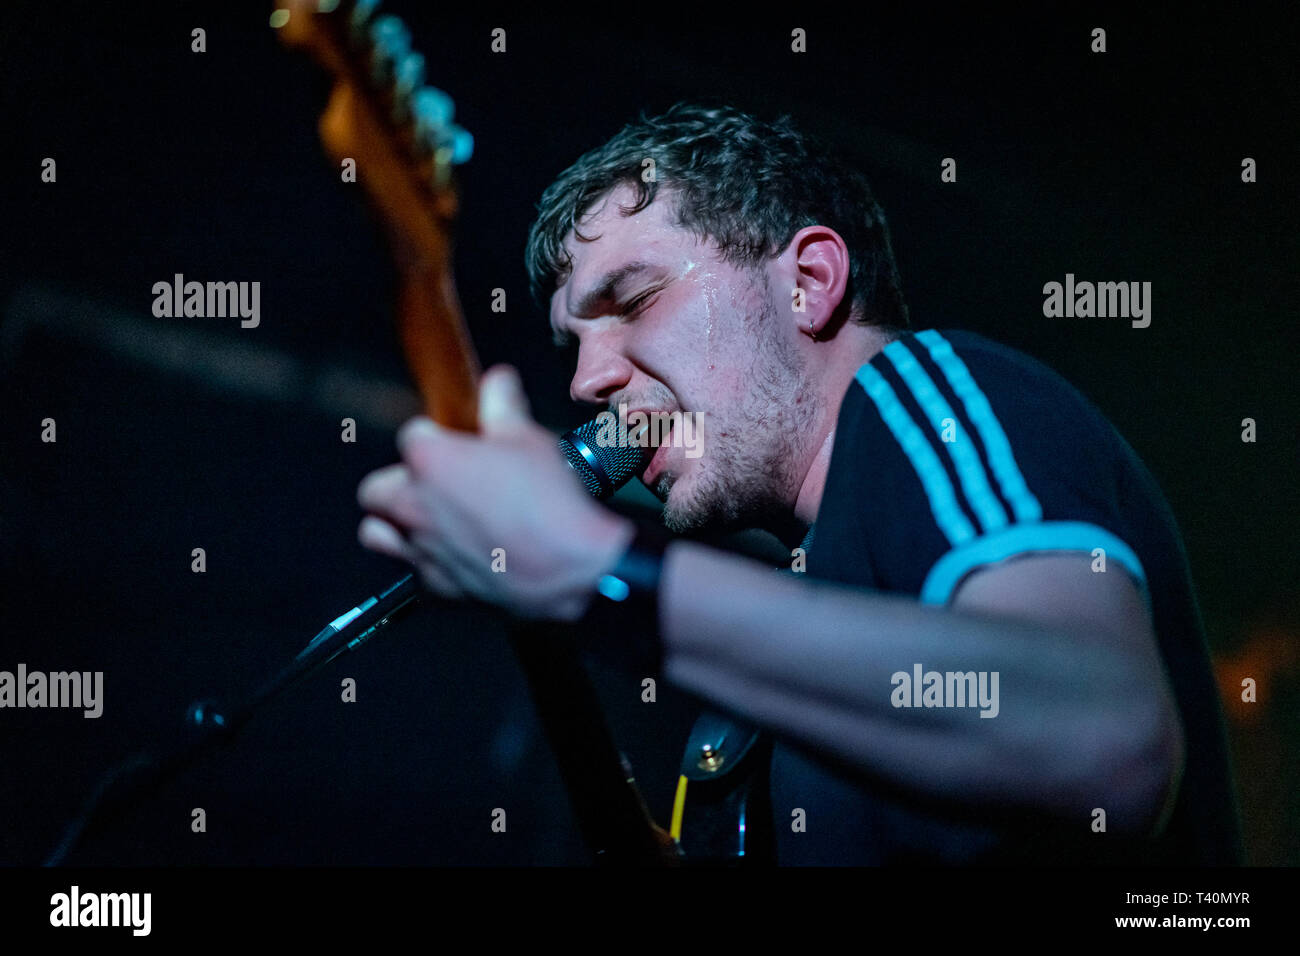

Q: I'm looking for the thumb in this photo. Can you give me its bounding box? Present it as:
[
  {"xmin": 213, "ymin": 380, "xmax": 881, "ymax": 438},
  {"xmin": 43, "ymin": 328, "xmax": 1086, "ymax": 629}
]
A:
[{"xmin": 479, "ymin": 364, "xmax": 533, "ymax": 433}]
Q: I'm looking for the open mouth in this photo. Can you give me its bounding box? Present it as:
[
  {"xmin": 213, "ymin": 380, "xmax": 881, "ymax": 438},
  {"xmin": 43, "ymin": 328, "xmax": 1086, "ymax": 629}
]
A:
[{"xmin": 637, "ymin": 415, "xmax": 674, "ymax": 487}]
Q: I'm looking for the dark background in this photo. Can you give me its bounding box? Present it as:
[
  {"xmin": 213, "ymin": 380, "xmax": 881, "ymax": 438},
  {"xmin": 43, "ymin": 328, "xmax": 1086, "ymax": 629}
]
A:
[{"xmin": 1, "ymin": 1, "xmax": 1296, "ymax": 865}]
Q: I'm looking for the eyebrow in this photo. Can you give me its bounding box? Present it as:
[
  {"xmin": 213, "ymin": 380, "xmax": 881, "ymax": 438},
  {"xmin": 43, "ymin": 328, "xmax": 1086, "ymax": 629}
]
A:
[
  {"xmin": 572, "ymin": 260, "xmax": 660, "ymax": 317},
  {"xmin": 551, "ymin": 261, "xmax": 665, "ymax": 348},
  {"xmin": 551, "ymin": 260, "xmax": 662, "ymax": 348}
]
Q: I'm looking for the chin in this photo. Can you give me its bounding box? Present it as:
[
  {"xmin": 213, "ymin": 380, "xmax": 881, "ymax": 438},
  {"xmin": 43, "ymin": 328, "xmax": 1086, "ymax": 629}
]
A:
[
  {"xmin": 651, "ymin": 471, "xmax": 694, "ymax": 532},
  {"xmin": 658, "ymin": 468, "xmax": 736, "ymax": 535}
]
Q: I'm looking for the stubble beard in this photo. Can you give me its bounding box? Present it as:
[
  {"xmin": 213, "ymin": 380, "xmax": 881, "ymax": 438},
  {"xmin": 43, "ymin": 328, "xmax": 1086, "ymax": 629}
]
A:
[{"xmin": 658, "ymin": 290, "xmax": 823, "ymax": 536}]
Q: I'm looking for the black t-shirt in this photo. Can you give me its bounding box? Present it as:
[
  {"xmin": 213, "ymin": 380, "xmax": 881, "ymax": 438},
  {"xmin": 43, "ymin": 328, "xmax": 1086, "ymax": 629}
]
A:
[{"xmin": 758, "ymin": 328, "xmax": 1241, "ymax": 864}]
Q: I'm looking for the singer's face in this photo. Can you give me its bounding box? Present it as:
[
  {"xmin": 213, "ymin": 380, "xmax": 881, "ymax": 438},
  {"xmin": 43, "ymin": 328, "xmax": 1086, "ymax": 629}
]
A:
[{"xmin": 550, "ymin": 184, "xmax": 819, "ymax": 533}]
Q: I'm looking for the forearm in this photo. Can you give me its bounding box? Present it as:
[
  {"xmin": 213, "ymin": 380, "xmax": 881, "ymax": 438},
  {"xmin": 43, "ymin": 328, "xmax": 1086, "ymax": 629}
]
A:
[{"xmin": 657, "ymin": 540, "xmax": 1178, "ymax": 830}]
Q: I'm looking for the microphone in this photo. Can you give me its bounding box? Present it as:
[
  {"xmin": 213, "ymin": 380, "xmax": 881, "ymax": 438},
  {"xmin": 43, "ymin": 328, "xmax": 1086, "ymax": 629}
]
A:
[{"xmin": 558, "ymin": 415, "xmax": 652, "ymax": 499}]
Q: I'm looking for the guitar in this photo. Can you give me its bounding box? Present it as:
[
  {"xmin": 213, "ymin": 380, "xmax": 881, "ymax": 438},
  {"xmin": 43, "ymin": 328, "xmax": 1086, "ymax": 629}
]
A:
[{"xmin": 273, "ymin": 0, "xmax": 679, "ymax": 864}]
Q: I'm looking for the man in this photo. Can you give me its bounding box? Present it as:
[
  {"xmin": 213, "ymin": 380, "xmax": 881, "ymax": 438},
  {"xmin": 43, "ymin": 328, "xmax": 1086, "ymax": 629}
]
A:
[{"xmin": 356, "ymin": 103, "xmax": 1241, "ymax": 864}]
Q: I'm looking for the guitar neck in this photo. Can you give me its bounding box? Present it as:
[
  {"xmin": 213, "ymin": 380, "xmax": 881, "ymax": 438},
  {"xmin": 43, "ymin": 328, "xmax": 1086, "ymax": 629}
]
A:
[
  {"xmin": 305, "ymin": 17, "xmax": 480, "ymax": 429},
  {"xmin": 275, "ymin": 0, "xmax": 674, "ymax": 864}
]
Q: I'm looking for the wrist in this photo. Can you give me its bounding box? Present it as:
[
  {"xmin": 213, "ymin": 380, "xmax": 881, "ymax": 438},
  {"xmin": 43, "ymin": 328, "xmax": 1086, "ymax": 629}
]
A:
[
  {"xmin": 560, "ymin": 513, "xmax": 637, "ymax": 622},
  {"xmin": 577, "ymin": 518, "xmax": 675, "ymax": 676}
]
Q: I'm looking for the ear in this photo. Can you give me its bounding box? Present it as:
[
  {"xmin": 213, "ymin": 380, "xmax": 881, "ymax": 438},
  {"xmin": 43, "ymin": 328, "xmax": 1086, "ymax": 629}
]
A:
[{"xmin": 777, "ymin": 225, "xmax": 852, "ymax": 340}]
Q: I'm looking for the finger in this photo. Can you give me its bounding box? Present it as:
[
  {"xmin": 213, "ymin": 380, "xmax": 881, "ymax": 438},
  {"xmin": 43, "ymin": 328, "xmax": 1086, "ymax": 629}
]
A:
[
  {"xmin": 359, "ymin": 516, "xmax": 463, "ymax": 601},
  {"xmin": 395, "ymin": 416, "xmax": 446, "ymax": 478},
  {"xmin": 479, "ymin": 364, "xmax": 533, "ymax": 436},
  {"xmin": 357, "ymin": 514, "xmax": 419, "ymax": 564},
  {"xmin": 356, "ymin": 464, "xmax": 426, "ymax": 527}
]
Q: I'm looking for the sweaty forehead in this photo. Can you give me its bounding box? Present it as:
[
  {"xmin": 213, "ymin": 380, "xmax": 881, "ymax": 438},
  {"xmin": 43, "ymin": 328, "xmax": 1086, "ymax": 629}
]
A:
[{"xmin": 551, "ymin": 186, "xmax": 696, "ymax": 321}]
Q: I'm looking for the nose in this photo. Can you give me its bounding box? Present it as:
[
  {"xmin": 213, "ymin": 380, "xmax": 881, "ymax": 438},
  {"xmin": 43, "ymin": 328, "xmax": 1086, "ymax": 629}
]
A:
[{"xmin": 569, "ymin": 334, "xmax": 634, "ymax": 406}]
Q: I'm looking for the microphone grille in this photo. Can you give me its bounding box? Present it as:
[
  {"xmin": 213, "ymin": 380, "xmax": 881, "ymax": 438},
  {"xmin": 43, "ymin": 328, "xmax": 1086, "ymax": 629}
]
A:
[{"xmin": 559, "ymin": 416, "xmax": 651, "ymax": 499}]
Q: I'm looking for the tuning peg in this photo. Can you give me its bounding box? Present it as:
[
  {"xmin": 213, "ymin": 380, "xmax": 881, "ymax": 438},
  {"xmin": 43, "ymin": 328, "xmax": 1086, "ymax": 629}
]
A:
[
  {"xmin": 447, "ymin": 125, "xmax": 474, "ymax": 165},
  {"xmin": 388, "ymin": 51, "xmax": 425, "ymax": 123},
  {"xmin": 369, "ymin": 14, "xmax": 411, "ymax": 87},
  {"xmin": 370, "ymin": 14, "xmax": 410, "ymax": 60},
  {"xmin": 427, "ymin": 124, "xmax": 473, "ymax": 187},
  {"xmin": 394, "ymin": 51, "xmax": 425, "ymax": 99},
  {"xmin": 350, "ymin": 0, "xmax": 380, "ymax": 33},
  {"xmin": 412, "ymin": 86, "xmax": 455, "ymax": 146}
]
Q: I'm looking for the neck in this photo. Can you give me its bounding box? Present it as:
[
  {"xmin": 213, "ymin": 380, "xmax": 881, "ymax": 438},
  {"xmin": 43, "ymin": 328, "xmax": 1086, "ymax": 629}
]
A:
[{"xmin": 769, "ymin": 324, "xmax": 894, "ymax": 549}]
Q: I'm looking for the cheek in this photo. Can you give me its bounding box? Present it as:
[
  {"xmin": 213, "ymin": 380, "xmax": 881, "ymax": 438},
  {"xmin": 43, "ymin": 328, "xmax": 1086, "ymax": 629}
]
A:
[
  {"xmin": 699, "ymin": 370, "xmax": 750, "ymax": 433},
  {"xmin": 646, "ymin": 286, "xmax": 755, "ymax": 417}
]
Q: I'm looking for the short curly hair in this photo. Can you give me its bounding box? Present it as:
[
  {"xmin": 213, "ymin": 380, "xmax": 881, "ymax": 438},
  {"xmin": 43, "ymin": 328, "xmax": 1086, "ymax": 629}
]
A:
[{"xmin": 525, "ymin": 102, "xmax": 908, "ymax": 331}]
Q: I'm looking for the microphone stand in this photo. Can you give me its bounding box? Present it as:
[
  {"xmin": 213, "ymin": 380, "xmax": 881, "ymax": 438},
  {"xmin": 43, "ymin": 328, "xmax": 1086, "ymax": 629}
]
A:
[
  {"xmin": 46, "ymin": 424, "xmax": 663, "ymax": 866},
  {"xmin": 42, "ymin": 575, "xmax": 423, "ymax": 866}
]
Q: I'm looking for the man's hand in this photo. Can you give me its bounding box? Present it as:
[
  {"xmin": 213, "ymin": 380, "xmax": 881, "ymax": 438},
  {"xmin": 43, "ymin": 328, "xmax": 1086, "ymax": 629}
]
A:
[{"xmin": 357, "ymin": 365, "xmax": 635, "ymax": 620}]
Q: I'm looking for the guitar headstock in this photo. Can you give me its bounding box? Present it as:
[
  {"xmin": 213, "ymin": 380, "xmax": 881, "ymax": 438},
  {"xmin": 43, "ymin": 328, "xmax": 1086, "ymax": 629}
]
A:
[
  {"xmin": 273, "ymin": 0, "xmax": 473, "ymax": 251},
  {"xmin": 274, "ymin": 0, "xmax": 481, "ymax": 431}
]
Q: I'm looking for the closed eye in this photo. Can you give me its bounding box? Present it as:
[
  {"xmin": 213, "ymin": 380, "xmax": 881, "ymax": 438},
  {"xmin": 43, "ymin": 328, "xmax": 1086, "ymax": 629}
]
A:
[
  {"xmin": 621, "ymin": 288, "xmax": 661, "ymax": 317},
  {"xmin": 552, "ymin": 283, "xmax": 664, "ymax": 349}
]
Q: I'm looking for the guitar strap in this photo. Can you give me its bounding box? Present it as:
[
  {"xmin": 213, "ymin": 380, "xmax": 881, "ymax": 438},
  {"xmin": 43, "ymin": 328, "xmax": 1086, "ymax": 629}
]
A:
[
  {"xmin": 671, "ymin": 710, "xmax": 773, "ymax": 864},
  {"xmin": 670, "ymin": 525, "xmax": 816, "ymax": 865}
]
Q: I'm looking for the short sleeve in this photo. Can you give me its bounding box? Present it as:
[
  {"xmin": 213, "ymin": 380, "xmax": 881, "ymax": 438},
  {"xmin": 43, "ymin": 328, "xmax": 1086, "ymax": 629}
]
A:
[{"xmin": 825, "ymin": 329, "xmax": 1148, "ymax": 606}]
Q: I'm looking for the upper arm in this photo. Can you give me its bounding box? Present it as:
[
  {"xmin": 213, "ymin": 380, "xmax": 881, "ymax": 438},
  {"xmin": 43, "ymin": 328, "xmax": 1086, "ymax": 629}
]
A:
[
  {"xmin": 951, "ymin": 551, "xmax": 1185, "ymax": 834},
  {"xmin": 950, "ymin": 551, "xmax": 1154, "ymax": 656}
]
